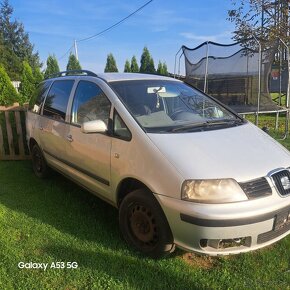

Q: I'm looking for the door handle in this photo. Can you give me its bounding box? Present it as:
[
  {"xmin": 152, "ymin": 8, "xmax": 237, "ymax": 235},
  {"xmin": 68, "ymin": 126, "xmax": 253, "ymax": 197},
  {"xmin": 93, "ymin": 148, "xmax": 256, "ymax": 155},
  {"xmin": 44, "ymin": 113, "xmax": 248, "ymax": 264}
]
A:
[
  {"xmin": 66, "ymin": 135, "xmax": 73, "ymax": 142},
  {"xmin": 39, "ymin": 126, "xmax": 43, "ymax": 131}
]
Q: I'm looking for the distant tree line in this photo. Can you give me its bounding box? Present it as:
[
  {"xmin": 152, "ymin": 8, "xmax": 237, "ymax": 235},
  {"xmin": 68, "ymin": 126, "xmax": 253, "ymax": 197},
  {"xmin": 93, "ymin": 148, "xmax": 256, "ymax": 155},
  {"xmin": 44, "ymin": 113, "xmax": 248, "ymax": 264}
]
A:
[
  {"xmin": 0, "ymin": 0, "xmax": 168, "ymax": 106},
  {"xmin": 0, "ymin": 0, "xmax": 43, "ymax": 105},
  {"xmin": 104, "ymin": 46, "xmax": 168, "ymax": 75},
  {"xmin": 43, "ymin": 53, "xmax": 82, "ymax": 79}
]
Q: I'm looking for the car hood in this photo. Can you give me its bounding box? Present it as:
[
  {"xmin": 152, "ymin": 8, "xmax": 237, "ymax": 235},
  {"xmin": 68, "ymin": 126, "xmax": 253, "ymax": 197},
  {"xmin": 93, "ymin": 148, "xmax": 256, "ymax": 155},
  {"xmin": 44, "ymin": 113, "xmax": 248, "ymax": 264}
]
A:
[{"xmin": 148, "ymin": 122, "xmax": 290, "ymax": 182}]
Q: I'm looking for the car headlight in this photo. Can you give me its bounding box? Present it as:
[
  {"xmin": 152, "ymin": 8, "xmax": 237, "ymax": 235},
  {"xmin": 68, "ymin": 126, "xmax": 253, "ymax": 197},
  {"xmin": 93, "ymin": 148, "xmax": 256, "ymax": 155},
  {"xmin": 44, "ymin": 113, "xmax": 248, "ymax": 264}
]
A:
[{"xmin": 181, "ymin": 179, "xmax": 248, "ymax": 203}]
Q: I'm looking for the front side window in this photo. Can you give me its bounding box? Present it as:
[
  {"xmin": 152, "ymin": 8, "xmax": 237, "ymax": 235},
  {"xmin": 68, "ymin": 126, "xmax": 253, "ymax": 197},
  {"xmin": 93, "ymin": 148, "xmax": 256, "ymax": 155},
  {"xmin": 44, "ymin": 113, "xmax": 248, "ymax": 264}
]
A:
[
  {"xmin": 71, "ymin": 81, "xmax": 111, "ymax": 125},
  {"xmin": 43, "ymin": 80, "xmax": 74, "ymax": 121},
  {"xmin": 29, "ymin": 81, "xmax": 52, "ymax": 113},
  {"xmin": 110, "ymin": 80, "xmax": 243, "ymax": 133}
]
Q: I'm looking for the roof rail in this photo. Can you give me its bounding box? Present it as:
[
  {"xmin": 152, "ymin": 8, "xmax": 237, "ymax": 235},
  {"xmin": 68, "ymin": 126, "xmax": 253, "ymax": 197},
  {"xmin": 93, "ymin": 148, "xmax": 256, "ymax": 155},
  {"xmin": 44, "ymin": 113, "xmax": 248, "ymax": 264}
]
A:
[{"xmin": 46, "ymin": 70, "xmax": 98, "ymax": 79}]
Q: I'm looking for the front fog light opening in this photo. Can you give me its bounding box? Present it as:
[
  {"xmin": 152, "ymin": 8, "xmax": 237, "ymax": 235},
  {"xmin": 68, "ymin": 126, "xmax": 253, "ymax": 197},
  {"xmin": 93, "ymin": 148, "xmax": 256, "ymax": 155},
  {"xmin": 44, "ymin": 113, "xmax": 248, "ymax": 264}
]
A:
[{"xmin": 200, "ymin": 237, "xmax": 251, "ymax": 249}]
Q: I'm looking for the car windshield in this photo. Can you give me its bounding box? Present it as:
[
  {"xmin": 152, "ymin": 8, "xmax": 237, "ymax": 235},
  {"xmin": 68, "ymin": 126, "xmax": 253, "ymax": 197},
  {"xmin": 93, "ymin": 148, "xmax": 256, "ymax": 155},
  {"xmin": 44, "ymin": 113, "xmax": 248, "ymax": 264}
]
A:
[{"xmin": 110, "ymin": 80, "xmax": 243, "ymax": 133}]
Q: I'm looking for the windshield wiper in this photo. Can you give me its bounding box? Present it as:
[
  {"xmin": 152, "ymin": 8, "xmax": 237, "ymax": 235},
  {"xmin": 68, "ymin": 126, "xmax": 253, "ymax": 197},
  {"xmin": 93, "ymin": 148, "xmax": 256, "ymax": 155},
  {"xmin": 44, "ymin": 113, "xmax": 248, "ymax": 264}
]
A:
[
  {"xmin": 207, "ymin": 118, "xmax": 243, "ymax": 125},
  {"xmin": 171, "ymin": 119, "xmax": 243, "ymax": 132}
]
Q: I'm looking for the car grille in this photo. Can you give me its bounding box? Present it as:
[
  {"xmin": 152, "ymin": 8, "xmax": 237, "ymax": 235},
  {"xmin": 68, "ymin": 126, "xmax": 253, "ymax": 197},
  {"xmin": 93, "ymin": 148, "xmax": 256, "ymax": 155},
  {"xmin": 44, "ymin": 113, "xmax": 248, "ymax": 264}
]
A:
[
  {"xmin": 239, "ymin": 177, "xmax": 272, "ymax": 199},
  {"xmin": 271, "ymin": 170, "xmax": 290, "ymax": 196}
]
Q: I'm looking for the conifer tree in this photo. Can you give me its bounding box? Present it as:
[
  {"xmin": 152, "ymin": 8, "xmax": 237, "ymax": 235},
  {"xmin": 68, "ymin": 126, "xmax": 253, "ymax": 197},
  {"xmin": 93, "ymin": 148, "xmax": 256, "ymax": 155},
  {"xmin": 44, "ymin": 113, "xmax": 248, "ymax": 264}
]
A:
[
  {"xmin": 19, "ymin": 61, "xmax": 35, "ymax": 104},
  {"xmin": 104, "ymin": 53, "xmax": 118, "ymax": 72},
  {"xmin": 140, "ymin": 47, "xmax": 151, "ymax": 73},
  {"xmin": 44, "ymin": 55, "xmax": 60, "ymax": 78},
  {"xmin": 130, "ymin": 56, "xmax": 139, "ymax": 73},
  {"xmin": 0, "ymin": 64, "xmax": 18, "ymax": 106},
  {"xmin": 124, "ymin": 59, "xmax": 131, "ymax": 72},
  {"xmin": 66, "ymin": 53, "xmax": 82, "ymax": 71}
]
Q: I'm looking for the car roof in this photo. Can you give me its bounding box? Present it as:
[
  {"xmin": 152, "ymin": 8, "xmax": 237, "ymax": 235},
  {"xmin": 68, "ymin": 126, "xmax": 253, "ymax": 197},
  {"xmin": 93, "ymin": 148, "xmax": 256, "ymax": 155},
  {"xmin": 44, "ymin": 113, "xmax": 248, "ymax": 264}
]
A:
[
  {"xmin": 45, "ymin": 71, "xmax": 181, "ymax": 83},
  {"xmin": 97, "ymin": 73, "xmax": 180, "ymax": 83}
]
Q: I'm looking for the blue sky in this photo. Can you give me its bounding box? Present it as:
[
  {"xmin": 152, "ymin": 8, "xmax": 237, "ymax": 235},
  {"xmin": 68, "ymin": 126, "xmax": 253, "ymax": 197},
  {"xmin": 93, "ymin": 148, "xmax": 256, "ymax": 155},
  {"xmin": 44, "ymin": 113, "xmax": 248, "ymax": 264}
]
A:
[{"xmin": 9, "ymin": 0, "xmax": 236, "ymax": 74}]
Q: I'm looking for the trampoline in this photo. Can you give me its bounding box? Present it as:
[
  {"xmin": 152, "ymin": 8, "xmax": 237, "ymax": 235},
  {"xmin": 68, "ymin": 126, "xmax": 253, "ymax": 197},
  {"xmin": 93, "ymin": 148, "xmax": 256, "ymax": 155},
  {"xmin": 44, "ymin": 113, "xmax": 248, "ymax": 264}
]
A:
[{"xmin": 174, "ymin": 40, "xmax": 290, "ymax": 137}]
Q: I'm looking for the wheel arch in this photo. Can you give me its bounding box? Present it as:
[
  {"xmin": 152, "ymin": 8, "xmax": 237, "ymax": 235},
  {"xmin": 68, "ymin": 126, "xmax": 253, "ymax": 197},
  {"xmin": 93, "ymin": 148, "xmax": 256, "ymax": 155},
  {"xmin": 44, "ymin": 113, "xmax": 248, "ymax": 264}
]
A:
[
  {"xmin": 29, "ymin": 138, "xmax": 38, "ymax": 152},
  {"xmin": 116, "ymin": 177, "xmax": 155, "ymax": 208}
]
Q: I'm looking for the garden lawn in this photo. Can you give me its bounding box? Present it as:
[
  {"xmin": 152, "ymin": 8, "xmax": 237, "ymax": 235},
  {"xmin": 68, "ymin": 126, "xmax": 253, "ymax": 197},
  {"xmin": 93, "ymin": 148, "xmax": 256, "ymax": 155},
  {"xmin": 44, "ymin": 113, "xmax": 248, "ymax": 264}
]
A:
[{"xmin": 0, "ymin": 133, "xmax": 289, "ymax": 289}]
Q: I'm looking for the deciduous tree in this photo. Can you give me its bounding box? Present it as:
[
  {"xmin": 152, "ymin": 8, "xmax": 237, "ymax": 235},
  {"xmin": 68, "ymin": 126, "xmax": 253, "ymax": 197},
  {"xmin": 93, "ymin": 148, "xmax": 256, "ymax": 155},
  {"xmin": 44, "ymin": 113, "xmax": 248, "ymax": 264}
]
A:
[{"xmin": 228, "ymin": 0, "xmax": 290, "ymax": 49}]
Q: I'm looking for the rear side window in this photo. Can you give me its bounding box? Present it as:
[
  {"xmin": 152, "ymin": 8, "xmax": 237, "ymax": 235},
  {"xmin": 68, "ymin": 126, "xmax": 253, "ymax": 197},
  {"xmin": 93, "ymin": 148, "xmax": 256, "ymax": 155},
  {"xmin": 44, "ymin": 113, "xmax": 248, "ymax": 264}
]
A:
[
  {"xmin": 71, "ymin": 81, "xmax": 111, "ymax": 125},
  {"xmin": 43, "ymin": 80, "xmax": 74, "ymax": 121},
  {"xmin": 29, "ymin": 81, "xmax": 52, "ymax": 114}
]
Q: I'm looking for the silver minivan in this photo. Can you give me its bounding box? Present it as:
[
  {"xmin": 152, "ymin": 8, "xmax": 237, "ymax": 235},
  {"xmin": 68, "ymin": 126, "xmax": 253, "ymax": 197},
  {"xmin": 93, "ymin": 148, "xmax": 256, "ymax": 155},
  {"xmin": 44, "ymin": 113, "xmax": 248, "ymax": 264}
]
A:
[{"xmin": 26, "ymin": 70, "xmax": 290, "ymax": 258}]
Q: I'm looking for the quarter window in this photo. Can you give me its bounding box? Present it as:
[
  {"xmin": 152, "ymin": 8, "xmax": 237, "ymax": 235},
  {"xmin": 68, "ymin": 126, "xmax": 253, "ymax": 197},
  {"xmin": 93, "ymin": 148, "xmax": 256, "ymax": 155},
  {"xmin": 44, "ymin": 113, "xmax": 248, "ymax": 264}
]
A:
[
  {"xmin": 43, "ymin": 80, "xmax": 74, "ymax": 121},
  {"xmin": 113, "ymin": 110, "xmax": 131, "ymax": 141},
  {"xmin": 71, "ymin": 81, "xmax": 111, "ymax": 125}
]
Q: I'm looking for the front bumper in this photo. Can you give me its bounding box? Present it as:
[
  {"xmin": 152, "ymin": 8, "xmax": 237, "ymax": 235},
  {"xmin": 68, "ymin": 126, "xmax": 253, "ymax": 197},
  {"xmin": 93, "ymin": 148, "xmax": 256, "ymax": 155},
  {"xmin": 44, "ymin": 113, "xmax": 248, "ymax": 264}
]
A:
[{"xmin": 155, "ymin": 193, "xmax": 290, "ymax": 255}]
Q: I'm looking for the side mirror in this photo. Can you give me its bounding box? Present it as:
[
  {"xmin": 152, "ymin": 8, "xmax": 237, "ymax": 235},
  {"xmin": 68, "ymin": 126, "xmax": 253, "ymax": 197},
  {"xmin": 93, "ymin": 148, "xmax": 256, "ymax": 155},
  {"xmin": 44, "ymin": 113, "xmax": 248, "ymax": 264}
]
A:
[{"xmin": 81, "ymin": 120, "xmax": 108, "ymax": 134}]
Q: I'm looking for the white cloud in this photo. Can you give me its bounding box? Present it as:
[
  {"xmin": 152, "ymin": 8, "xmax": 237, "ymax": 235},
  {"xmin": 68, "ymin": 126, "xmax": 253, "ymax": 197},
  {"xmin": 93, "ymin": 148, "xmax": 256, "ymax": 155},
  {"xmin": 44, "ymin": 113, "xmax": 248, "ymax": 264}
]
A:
[{"xmin": 180, "ymin": 31, "xmax": 233, "ymax": 43}]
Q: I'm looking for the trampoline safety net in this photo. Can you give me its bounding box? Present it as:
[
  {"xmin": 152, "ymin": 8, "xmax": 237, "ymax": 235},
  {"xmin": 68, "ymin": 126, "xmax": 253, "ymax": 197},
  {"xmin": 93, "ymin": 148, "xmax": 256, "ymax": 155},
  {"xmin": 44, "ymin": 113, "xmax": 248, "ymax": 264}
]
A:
[{"xmin": 182, "ymin": 41, "xmax": 287, "ymax": 113}]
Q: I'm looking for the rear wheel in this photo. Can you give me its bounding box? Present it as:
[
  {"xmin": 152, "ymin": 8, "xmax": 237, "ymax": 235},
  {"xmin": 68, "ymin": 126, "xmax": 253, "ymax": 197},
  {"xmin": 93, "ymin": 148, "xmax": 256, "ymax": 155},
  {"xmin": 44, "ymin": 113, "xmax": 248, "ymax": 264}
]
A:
[
  {"xmin": 119, "ymin": 189, "xmax": 175, "ymax": 258},
  {"xmin": 31, "ymin": 144, "xmax": 50, "ymax": 178}
]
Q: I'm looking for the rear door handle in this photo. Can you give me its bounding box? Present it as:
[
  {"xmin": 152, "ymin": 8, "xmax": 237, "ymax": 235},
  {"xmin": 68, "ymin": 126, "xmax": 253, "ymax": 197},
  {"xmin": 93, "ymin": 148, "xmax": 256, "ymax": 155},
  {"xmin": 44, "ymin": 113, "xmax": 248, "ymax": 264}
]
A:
[{"xmin": 66, "ymin": 135, "xmax": 73, "ymax": 142}]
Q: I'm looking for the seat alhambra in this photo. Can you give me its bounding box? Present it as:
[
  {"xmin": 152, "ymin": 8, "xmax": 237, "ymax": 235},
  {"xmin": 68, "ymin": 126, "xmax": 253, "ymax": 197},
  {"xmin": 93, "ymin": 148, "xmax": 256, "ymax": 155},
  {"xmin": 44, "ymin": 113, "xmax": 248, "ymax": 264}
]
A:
[{"xmin": 26, "ymin": 70, "xmax": 290, "ymax": 258}]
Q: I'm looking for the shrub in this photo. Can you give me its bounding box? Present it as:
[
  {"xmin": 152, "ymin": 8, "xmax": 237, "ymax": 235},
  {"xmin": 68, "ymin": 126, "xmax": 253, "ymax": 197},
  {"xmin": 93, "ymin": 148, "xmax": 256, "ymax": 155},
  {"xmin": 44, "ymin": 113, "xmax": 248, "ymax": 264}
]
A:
[
  {"xmin": 0, "ymin": 64, "xmax": 19, "ymax": 106},
  {"xmin": 19, "ymin": 61, "xmax": 35, "ymax": 104}
]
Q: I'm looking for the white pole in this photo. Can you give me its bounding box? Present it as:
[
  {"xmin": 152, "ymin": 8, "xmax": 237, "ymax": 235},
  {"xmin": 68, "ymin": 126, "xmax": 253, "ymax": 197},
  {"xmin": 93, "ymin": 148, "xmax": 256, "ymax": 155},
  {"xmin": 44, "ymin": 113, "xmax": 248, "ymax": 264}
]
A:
[
  {"xmin": 279, "ymin": 38, "xmax": 290, "ymax": 108},
  {"xmin": 174, "ymin": 47, "xmax": 182, "ymax": 78},
  {"xmin": 74, "ymin": 40, "xmax": 79, "ymax": 61},
  {"xmin": 252, "ymin": 35, "xmax": 261, "ymax": 126},
  {"xmin": 278, "ymin": 38, "xmax": 290, "ymax": 139},
  {"xmin": 178, "ymin": 52, "xmax": 184, "ymax": 76}
]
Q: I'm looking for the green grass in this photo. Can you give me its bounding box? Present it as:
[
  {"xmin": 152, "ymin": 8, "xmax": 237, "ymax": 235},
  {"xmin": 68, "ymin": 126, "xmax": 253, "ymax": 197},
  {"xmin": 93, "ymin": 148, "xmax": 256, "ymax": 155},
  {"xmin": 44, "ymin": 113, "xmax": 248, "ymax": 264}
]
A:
[
  {"xmin": 271, "ymin": 93, "xmax": 286, "ymax": 107},
  {"xmin": 0, "ymin": 139, "xmax": 290, "ymax": 289}
]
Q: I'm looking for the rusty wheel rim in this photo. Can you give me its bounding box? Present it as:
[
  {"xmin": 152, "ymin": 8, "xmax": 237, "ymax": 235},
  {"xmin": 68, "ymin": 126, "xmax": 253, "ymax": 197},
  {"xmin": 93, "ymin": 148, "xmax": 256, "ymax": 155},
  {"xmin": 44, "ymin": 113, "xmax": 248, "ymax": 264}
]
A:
[{"xmin": 129, "ymin": 204, "xmax": 158, "ymax": 246}]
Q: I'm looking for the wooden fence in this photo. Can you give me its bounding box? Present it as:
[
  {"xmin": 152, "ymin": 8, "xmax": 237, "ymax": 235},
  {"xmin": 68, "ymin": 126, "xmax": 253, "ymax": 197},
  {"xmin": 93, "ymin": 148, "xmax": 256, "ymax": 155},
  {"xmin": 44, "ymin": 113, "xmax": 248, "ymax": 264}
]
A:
[{"xmin": 0, "ymin": 106, "xmax": 30, "ymax": 160}]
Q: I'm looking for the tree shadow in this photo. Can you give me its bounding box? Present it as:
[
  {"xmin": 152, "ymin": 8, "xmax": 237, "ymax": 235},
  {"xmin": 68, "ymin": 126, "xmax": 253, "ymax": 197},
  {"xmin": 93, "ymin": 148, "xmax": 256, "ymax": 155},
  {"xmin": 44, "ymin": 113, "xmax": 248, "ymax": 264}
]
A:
[
  {"xmin": 0, "ymin": 161, "xmax": 192, "ymax": 259},
  {"xmin": 0, "ymin": 161, "xmax": 125, "ymax": 251}
]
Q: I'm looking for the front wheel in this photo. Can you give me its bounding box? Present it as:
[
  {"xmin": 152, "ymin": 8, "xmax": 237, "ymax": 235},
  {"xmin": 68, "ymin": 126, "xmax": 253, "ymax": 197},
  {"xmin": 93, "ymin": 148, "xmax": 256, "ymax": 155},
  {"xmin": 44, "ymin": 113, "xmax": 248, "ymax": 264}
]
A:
[
  {"xmin": 31, "ymin": 144, "xmax": 50, "ymax": 178},
  {"xmin": 119, "ymin": 189, "xmax": 175, "ymax": 258}
]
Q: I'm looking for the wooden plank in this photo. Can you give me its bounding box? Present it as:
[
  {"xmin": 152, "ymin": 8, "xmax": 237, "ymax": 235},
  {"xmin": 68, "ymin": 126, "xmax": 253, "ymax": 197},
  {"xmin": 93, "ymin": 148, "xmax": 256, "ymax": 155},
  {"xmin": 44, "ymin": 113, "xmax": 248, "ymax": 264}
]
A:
[
  {"xmin": 0, "ymin": 154, "xmax": 31, "ymax": 161},
  {"xmin": 5, "ymin": 111, "xmax": 15, "ymax": 156},
  {"xmin": 0, "ymin": 120, "xmax": 4, "ymax": 157},
  {"xmin": 14, "ymin": 111, "xmax": 25, "ymax": 156},
  {"xmin": 0, "ymin": 104, "xmax": 27, "ymax": 112}
]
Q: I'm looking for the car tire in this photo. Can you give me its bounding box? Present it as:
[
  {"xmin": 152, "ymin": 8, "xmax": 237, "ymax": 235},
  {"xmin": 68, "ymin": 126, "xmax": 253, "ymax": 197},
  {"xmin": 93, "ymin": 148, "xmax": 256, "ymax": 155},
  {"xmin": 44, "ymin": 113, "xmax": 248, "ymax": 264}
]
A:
[
  {"xmin": 31, "ymin": 144, "xmax": 50, "ymax": 178},
  {"xmin": 119, "ymin": 188, "xmax": 175, "ymax": 258}
]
